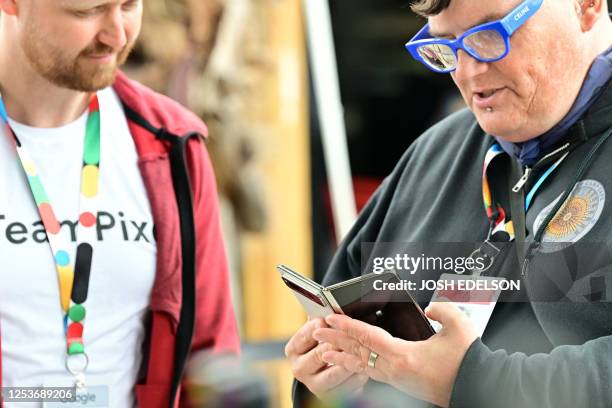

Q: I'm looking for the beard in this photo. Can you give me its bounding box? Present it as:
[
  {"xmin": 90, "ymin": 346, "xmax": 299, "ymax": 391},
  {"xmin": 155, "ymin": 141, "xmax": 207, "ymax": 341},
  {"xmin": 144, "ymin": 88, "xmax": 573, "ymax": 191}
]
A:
[{"xmin": 21, "ymin": 20, "xmax": 135, "ymax": 92}]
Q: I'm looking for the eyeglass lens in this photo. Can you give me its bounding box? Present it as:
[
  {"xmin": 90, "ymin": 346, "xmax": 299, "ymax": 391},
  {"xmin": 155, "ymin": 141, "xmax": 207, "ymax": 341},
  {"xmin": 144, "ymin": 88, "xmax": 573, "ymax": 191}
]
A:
[
  {"xmin": 463, "ymin": 30, "xmax": 506, "ymax": 60},
  {"xmin": 417, "ymin": 29, "xmax": 507, "ymax": 71},
  {"xmin": 417, "ymin": 44, "xmax": 456, "ymax": 71}
]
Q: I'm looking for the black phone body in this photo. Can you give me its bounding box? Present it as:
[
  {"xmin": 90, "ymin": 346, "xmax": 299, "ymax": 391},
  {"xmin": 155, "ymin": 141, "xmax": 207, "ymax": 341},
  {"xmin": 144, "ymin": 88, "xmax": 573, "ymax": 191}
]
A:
[{"xmin": 278, "ymin": 265, "xmax": 435, "ymax": 341}]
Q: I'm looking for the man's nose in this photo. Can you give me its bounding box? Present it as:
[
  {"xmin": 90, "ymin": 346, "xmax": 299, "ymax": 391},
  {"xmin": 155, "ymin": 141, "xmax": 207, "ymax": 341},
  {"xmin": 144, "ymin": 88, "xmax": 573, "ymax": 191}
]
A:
[
  {"xmin": 453, "ymin": 49, "xmax": 488, "ymax": 80},
  {"xmin": 97, "ymin": 8, "xmax": 128, "ymax": 50}
]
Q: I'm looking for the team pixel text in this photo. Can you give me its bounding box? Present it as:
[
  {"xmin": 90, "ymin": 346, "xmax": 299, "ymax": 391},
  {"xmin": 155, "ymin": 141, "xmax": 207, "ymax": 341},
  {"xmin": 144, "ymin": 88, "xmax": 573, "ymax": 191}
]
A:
[{"xmin": 0, "ymin": 211, "xmax": 155, "ymax": 244}]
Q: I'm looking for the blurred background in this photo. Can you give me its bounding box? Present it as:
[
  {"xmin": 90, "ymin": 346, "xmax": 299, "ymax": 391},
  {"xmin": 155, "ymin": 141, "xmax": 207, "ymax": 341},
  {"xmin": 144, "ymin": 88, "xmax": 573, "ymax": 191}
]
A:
[{"xmin": 122, "ymin": 0, "xmax": 477, "ymax": 406}]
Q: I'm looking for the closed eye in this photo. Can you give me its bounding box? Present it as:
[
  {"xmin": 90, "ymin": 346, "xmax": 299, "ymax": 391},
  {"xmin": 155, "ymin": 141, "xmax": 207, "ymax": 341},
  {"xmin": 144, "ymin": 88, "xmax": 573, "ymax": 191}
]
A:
[
  {"xmin": 121, "ymin": 0, "xmax": 140, "ymax": 11},
  {"xmin": 72, "ymin": 5, "xmax": 106, "ymax": 18}
]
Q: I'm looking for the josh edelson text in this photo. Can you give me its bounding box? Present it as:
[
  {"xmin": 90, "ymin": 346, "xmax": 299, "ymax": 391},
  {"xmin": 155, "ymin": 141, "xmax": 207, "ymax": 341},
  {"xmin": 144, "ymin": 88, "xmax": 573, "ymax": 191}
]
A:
[{"xmin": 373, "ymin": 277, "xmax": 520, "ymax": 292}]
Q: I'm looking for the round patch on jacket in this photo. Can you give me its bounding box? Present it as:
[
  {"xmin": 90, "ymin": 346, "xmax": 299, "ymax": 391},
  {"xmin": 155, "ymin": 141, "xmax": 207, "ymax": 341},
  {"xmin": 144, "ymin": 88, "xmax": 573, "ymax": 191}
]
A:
[{"xmin": 533, "ymin": 179, "xmax": 605, "ymax": 253}]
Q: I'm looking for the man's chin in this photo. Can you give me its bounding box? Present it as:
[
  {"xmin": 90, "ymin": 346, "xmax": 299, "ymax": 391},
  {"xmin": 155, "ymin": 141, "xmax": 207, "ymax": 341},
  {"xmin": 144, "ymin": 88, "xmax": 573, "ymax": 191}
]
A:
[
  {"xmin": 481, "ymin": 124, "xmax": 536, "ymax": 144},
  {"xmin": 68, "ymin": 65, "xmax": 120, "ymax": 92},
  {"xmin": 476, "ymin": 114, "xmax": 523, "ymax": 142},
  {"xmin": 70, "ymin": 45, "xmax": 133, "ymax": 91}
]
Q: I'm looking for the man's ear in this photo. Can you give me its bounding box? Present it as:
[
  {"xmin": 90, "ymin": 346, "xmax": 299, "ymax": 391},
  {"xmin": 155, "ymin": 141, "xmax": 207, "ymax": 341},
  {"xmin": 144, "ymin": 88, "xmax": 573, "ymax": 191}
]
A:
[
  {"xmin": 577, "ymin": 0, "xmax": 605, "ymax": 32},
  {"xmin": 0, "ymin": 0, "xmax": 18, "ymax": 16}
]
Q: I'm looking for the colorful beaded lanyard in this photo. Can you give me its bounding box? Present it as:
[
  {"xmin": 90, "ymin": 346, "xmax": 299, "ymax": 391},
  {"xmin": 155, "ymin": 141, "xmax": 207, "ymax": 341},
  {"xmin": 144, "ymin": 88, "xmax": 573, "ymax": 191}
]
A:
[
  {"xmin": 482, "ymin": 142, "xmax": 568, "ymax": 241},
  {"xmin": 0, "ymin": 94, "xmax": 100, "ymax": 387}
]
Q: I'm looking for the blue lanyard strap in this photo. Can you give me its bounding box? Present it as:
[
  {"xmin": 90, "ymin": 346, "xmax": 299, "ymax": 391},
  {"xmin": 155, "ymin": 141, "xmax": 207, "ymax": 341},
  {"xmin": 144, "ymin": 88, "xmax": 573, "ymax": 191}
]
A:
[{"xmin": 524, "ymin": 152, "xmax": 569, "ymax": 211}]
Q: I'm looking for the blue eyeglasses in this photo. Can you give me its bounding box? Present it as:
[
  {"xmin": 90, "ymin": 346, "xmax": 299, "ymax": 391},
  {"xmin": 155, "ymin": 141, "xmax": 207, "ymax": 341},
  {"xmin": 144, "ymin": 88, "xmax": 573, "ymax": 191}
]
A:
[{"xmin": 405, "ymin": 0, "xmax": 543, "ymax": 73}]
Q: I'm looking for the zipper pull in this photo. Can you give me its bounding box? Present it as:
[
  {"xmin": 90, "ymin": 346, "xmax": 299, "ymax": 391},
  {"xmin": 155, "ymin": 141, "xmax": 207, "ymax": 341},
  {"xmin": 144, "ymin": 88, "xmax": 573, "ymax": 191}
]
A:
[
  {"xmin": 520, "ymin": 243, "xmax": 538, "ymax": 278},
  {"xmin": 512, "ymin": 167, "xmax": 531, "ymax": 192}
]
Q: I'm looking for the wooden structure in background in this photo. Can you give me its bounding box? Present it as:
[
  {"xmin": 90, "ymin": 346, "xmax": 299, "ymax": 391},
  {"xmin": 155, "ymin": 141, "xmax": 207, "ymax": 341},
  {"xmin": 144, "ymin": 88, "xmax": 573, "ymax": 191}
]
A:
[
  {"xmin": 241, "ymin": 0, "xmax": 311, "ymax": 342},
  {"xmin": 240, "ymin": 0, "xmax": 311, "ymax": 405}
]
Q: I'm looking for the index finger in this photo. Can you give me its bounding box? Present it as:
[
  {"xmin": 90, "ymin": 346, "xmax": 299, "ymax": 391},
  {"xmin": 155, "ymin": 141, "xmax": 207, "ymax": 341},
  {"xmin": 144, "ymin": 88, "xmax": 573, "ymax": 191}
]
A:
[
  {"xmin": 285, "ymin": 317, "xmax": 328, "ymax": 357},
  {"xmin": 325, "ymin": 314, "xmax": 396, "ymax": 356}
]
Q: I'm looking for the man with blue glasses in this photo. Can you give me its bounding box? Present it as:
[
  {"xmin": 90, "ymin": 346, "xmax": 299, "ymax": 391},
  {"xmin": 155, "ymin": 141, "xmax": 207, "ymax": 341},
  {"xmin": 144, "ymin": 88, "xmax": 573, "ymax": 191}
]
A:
[
  {"xmin": 288, "ymin": 0, "xmax": 612, "ymax": 407},
  {"xmin": 406, "ymin": 0, "xmax": 544, "ymax": 74}
]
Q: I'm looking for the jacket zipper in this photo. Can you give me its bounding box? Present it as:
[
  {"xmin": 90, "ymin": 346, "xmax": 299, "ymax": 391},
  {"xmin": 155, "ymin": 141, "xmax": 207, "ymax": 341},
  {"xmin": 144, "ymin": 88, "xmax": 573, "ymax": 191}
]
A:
[
  {"xmin": 511, "ymin": 142, "xmax": 571, "ymax": 193},
  {"xmin": 512, "ymin": 167, "xmax": 532, "ymax": 192},
  {"xmin": 521, "ymin": 128, "xmax": 612, "ymax": 279}
]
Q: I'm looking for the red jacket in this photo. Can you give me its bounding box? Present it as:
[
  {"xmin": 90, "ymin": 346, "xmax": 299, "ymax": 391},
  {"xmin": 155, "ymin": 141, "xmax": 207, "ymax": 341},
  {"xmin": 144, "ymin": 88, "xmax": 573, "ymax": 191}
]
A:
[{"xmin": 0, "ymin": 72, "xmax": 240, "ymax": 407}]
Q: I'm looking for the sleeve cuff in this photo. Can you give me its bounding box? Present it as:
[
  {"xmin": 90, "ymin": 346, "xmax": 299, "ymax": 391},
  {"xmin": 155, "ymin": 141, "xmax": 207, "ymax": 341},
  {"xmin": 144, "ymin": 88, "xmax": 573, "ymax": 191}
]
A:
[
  {"xmin": 292, "ymin": 379, "xmax": 319, "ymax": 408},
  {"xmin": 448, "ymin": 338, "xmax": 496, "ymax": 408}
]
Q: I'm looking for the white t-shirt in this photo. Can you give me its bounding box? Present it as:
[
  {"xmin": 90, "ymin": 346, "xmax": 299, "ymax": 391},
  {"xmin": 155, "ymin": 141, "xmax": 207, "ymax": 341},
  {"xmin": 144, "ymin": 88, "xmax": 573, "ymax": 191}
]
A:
[{"xmin": 0, "ymin": 87, "xmax": 157, "ymax": 407}]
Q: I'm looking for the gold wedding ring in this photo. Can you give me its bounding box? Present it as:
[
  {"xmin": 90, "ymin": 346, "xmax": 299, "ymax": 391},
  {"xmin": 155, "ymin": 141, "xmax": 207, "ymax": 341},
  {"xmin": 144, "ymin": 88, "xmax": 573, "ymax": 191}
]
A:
[{"xmin": 367, "ymin": 351, "xmax": 379, "ymax": 368}]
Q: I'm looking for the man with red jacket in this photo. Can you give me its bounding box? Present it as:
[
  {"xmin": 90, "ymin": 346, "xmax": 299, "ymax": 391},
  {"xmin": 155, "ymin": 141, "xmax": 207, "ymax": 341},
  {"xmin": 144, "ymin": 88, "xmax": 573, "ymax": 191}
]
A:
[{"xmin": 0, "ymin": 1, "xmax": 239, "ymax": 407}]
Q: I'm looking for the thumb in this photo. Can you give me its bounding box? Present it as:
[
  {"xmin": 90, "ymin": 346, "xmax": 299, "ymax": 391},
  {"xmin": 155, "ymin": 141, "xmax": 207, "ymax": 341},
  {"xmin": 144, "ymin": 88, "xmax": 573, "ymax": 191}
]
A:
[{"xmin": 425, "ymin": 302, "xmax": 465, "ymax": 329}]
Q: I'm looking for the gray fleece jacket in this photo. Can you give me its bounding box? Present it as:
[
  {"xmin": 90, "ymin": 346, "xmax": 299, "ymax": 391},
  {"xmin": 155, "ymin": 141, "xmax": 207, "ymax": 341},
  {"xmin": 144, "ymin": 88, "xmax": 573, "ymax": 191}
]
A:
[{"xmin": 293, "ymin": 79, "xmax": 612, "ymax": 407}]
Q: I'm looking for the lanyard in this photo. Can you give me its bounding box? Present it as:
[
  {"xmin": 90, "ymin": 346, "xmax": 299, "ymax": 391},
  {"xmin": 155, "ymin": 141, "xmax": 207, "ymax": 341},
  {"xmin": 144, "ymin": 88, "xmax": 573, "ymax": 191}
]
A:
[
  {"xmin": 0, "ymin": 94, "xmax": 100, "ymax": 386},
  {"xmin": 482, "ymin": 142, "xmax": 568, "ymax": 241}
]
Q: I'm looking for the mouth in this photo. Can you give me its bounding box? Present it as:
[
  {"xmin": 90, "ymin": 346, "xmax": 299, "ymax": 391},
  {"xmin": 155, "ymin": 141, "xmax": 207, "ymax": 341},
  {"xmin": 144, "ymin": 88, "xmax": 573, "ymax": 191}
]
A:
[
  {"xmin": 472, "ymin": 87, "xmax": 506, "ymax": 110},
  {"xmin": 476, "ymin": 89, "xmax": 498, "ymax": 98},
  {"xmin": 83, "ymin": 53, "xmax": 116, "ymax": 63}
]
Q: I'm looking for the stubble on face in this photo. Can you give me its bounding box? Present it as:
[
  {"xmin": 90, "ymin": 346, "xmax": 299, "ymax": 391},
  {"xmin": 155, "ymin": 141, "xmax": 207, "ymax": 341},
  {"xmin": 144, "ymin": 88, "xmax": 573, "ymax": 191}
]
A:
[{"xmin": 20, "ymin": 16, "xmax": 135, "ymax": 92}]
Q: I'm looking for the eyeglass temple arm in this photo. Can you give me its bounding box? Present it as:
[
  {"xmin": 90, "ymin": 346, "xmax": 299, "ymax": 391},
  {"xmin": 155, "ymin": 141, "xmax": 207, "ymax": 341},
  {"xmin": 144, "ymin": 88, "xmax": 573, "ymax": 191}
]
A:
[
  {"xmin": 408, "ymin": 23, "xmax": 431, "ymax": 43},
  {"xmin": 502, "ymin": 0, "xmax": 544, "ymax": 35}
]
